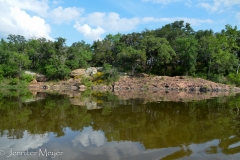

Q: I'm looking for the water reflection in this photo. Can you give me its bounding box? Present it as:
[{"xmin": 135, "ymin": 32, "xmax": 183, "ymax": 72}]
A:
[{"xmin": 1, "ymin": 90, "xmax": 240, "ymax": 159}]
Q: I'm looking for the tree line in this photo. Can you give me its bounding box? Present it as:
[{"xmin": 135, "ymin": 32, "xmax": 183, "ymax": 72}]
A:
[{"xmin": 0, "ymin": 21, "xmax": 240, "ymax": 84}]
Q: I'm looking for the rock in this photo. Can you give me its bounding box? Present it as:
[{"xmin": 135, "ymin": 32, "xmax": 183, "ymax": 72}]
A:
[
  {"xmin": 71, "ymin": 85, "xmax": 79, "ymax": 90},
  {"xmin": 69, "ymin": 98, "xmax": 85, "ymax": 106},
  {"xmin": 79, "ymin": 85, "xmax": 86, "ymax": 91},
  {"xmin": 28, "ymin": 83, "xmax": 40, "ymax": 88},
  {"xmin": 24, "ymin": 70, "xmax": 37, "ymax": 76},
  {"xmin": 85, "ymin": 67, "xmax": 97, "ymax": 76},
  {"xmin": 86, "ymin": 102, "xmax": 102, "ymax": 110},
  {"xmin": 36, "ymin": 74, "xmax": 48, "ymax": 82},
  {"xmin": 70, "ymin": 69, "xmax": 86, "ymax": 77},
  {"xmin": 137, "ymin": 73, "xmax": 149, "ymax": 77},
  {"xmin": 96, "ymin": 67, "xmax": 104, "ymax": 72},
  {"xmin": 42, "ymin": 85, "xmax": 50, "ymax": 89},
  {"xmin": 31, "ymin": 79, "xmax": 37, "ymax": 83},
  {"xmin": 52, "ymin": 85, "xmax": 60, "ymax": 90}
]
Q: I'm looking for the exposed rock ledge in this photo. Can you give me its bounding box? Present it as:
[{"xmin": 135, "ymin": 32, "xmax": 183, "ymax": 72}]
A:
[
  {"xmin": 93, "ymin": 75, "xmax": 240, "ymax": 92},
  {"xmin": 28, "ymin": 75, "xmax": 240, "ymax": 93}
]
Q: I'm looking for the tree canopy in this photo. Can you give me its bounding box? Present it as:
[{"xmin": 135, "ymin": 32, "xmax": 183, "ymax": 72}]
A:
[{"xmin": 0, "ymin": 21, "xmax": 240, "ymax": 85}]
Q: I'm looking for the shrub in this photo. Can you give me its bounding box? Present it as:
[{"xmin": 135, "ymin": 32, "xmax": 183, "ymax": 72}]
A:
[
  {"xmin": 228, "ymin": 73, "xmax": 240, "ymax": 86},
  {"xmin": 102, "ymin": 64, "xmax": 119, "ymax": 85},
  {"xmin": 93, "ymin": 72, "xmax": 104, "ymax": 84},
  {"xmin": 9, "ymin": 78, "xmax": 19, "ymax": 85},
  {"xmin": 20, "ymin": 73, "xmax": 34, "ymax": 82},
  {"xmin": 208, "ymin": 74, "xmax": 227, "ymax": 84},
  {"xmin": 81, "ymin": 76, "xmax": 93, "ymax": 88},
  {"xmin": 194, "ymin": 73, "xmax": 207, "ymax": 79}
]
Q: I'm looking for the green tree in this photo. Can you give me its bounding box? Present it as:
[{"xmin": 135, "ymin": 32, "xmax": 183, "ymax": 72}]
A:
[
  {"xmin": 175, "ymin": 36, "xmax": 198, "ymax": 76},
  {"xmin": 66, "ymin": 40, "xmax": 92, "ymax": 69},
  {"xmin": 44, "ymin": 37, "xmax": 71, "ymax": 79},
  {"xmin": 92, "ymin": 33, "xmax": 122, "ymax": 66},
  {"xmin": 140, "ymin": 35, "xmax": 175, "ymax": 74},
  {"xmin": 117, "ymin": 47, "xmax": 146, "ymax": 76},
  {"xmin": 102, "ymin": 63, "xmax": 120, "ymax": 86}
]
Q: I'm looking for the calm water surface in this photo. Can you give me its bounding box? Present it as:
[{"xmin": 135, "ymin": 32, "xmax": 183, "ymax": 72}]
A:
[{"xmin": 1, "ymin": 91, "xmax": 240, "ymax": 160}]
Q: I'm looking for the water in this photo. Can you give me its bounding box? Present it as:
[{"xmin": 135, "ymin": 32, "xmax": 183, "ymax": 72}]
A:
[{"xmin": 1, "ymin": 90, "xmax": 240, "ymax": 160}]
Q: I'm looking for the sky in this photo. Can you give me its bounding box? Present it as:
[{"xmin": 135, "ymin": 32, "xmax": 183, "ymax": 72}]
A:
[{"xmin": 0, "ymin": 0, "xmax": 240, "ymax": 45}]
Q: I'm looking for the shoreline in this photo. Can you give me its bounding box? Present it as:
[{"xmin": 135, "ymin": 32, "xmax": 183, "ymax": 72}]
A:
[{"xmin": 28, "ymin": 75, "xmax": 240, "ymax": 92}]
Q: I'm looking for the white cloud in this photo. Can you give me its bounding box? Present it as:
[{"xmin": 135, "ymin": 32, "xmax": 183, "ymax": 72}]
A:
[
  {"xmin": 52, "ymin": 0, "xmax": 63, "ymax": 5},
  {"xmin": 142, "ymin": 0, "xmax": 193, "ymax": 7},
  {"xmin": 4, "ymin": 0, "xmax": 49, "ymax": 17},
  {"xmin": 198, "ymin": 0, "xmax": 240, "ymax": 13},
  {"xmin": 72, "ymin": 130, "xmax": 105, "ymax": 147},
  {"xmin": 49, "ymin": 6, "xmax": 84, "ymax": 24},
  {"xmin": 74, "ymin": 12, "xmax": 140, "ymax": 40},
  {"xmin": 0, "ymin": 1, "xmax": 51, "ymax": 40},
  {"xmin": 81, "ymin": 12, "xmax": 140, "ymax": 32},
  {"xmin": 142, "ymin": 0, "xmax": 181, "ymax": 4},
  {"xmin": 74, "ymin": 22, "xmax": 105, "ymax": 41},
  {"xmin": 141, "ymin": 17, "xmax": 214, "ymax": 26},
  {"xmin": 0, "ymin": 131, "xmax": 49, "ymax": 152}
]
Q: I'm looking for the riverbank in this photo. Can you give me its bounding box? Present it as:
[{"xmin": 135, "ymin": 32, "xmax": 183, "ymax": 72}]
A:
[
  {"xmin": 27, "ymin": 75, "xmax": 240, "ymax": 102},
  {"xmin": 28, "ymin": 75, "xmax": 240, "ymax": 92}
]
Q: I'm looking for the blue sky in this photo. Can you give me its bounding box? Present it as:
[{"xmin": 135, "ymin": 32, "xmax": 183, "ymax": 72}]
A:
[{"xmin": 0, "ymin": 0, "xmax": 239, "ymax": 45}]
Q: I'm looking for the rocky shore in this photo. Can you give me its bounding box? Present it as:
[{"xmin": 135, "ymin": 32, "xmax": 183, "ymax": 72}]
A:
[
  {"xmin": 29, "ymin": 74, "xmax": 240, "ymax": 93},
  {"xmin": 27, "ymin": 74, "xmax": 240, "ymax": 105}
]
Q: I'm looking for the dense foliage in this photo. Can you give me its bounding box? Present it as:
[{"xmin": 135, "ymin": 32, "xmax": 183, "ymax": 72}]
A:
[{"xmin": 0, "ymin": 21, "xmax": 240, "ymax": 85}]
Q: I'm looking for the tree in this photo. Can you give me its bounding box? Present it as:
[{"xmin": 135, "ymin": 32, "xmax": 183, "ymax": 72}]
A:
[
  {"xmin": 44, "ymin": 37, "xmax": 71, "ymax": 79},
  {"xmin": 117, "ymin": 47, "xmax": 146, "ymax": 76},
  {"xmin": 0, "ymin": 35, "xmax": 31, "ymax": 78},
  {"xmin": 154, "ymin": 21, "xmax": 195, "ymax": 75},
  {"xmin": 102, "ymin": 64, "xmax": 120, "ymax": 89},
  {"xmin": 175, "ymin": 36, "xmax": 198, "ymax": 76},
  {"xmin": 140, "ymin": 35, "xmax": 175, "ymax": 74},
  {"xmin": 66, "ymin": 41, "xmax": 92, "ymax": 69},
  {"xmin": 92, "ymin": 33, "xmax": 122, "ymax": 66},
  {"xmin": 197, "ymin": 33, "xmax": 238, "ymax": 79}
]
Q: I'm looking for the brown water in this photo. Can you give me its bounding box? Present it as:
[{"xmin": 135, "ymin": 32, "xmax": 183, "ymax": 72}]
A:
[{"xmin": 1, "ymin": 91, "xmax": 240, "ymax": 160}]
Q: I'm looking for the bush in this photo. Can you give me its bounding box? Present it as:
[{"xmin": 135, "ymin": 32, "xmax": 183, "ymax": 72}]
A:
[
  {"xmin": 194, "ymin": 72, "xmax": 207, "ymax": 79},
  {"xmin": 9, "ymin": 78, "xmax": 19, "ymax": 85},
  {"xmin": 93, "ymin": 72, "xmax": 104, "ymax": 84},
  {"xmin": 227, "ymin": 73, "xmax": 240, "ymax": 86},
  {"xmin": 208, "ymin": 74, "xmax": 227, "ymax": 84},
  {"xmin": 20, "ymin": 73, "xmax": 34, "ymax": 82},
  {"xmin": 81, "ymin": 76, "xmax": 93, "ymax": 88},
  {"xmin": 102, "ymin": 64, "xmax": 119, "ymax": 85}
]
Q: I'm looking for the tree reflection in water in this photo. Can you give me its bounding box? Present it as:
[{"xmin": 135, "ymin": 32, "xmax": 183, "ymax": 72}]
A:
[{"xmin": 1, "ymin": 91, "xmax": 240, "ymax": 159}]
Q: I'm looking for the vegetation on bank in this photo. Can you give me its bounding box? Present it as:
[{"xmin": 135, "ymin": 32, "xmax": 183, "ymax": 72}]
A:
[{"xmin": 0, "ymin": 20, "xmax": 240, "ymax": 86}]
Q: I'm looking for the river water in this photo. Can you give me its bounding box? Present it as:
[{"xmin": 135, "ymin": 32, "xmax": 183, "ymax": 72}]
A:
[{"xmin": 1, "ymin": 90, "xmax": 240, "ymax": 160}]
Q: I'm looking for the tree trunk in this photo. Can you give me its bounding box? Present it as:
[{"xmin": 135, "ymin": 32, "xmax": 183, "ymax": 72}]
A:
[
  {"xmin": 147, "ymin": 65, "xmax": 153, "ymax": 74},
  {"xmin": 132, "ymin": 64, "xmax": 136, "ymax": 76}
]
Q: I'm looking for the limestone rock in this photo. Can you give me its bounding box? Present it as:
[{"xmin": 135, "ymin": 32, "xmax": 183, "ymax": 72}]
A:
[
  {"xmin": 70, "ymin": 69, "xmax": 86, "ymax": 77},
  {"xmin": 85, "ymin": 67, "xmax": 97, "ymax": 76},
  {"xmin": 79, "ymin": 85, "xmax": 86, "ymax": 91},
  {"xmin": 24, "ymin": 70, "xmax": 37, "ymax": 76}
]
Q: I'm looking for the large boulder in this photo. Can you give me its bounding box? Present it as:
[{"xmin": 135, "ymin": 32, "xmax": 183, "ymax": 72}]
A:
[
  {"xmin": 85, "ymin": 67, "xmax": 97, "ymax": 76},
  {"xmin": 70, "ymin": 69, "xmax": 86, "ymax": 77}
]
